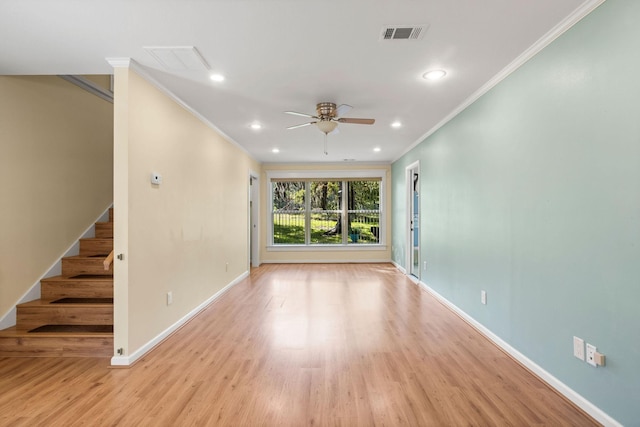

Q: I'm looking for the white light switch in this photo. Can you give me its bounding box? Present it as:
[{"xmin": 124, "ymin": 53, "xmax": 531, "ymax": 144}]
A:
[{"xmin": 151, "ymin": 173, "xmax": 162, "ymax": 185}]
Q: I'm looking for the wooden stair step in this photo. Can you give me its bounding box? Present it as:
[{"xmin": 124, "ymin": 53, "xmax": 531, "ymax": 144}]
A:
[
  {"xmin": 0, "ymin": 207, "xmax": 116, "ymax": 358},
  {"xmin": 41, "ymin": 275, "xmax": 113, "ymax": 300},
  {"xmin": 16, "ymin": 300, "xmax": 113, "ymax": 332},
  {"xmin": 49, "ymin": 297, "xmax": 113, "ymax": 304},
  {"xmin": 28, "ymin": 324, "xmax": 113, "ymax": 333},
  {"xmin": 95, "ymin": 222, "xmax": 113, "ymax": 238},
  {"xmin": 0, "ymin": 327, "xmax": 112, "ymax": 357},
  {"xmin": 62, "ymin": 255, "xmax": 113, "ymax": 276},
  {"xmin": 79, "ymin": 238, "xmax": 113, "ymax": 256}
]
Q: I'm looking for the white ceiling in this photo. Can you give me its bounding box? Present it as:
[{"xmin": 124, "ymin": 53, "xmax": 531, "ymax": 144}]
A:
[{"xmin": 1, "ymin": 0, "xmax": 597, "ymax": 163}]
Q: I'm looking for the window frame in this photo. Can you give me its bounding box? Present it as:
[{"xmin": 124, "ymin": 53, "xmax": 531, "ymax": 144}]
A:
[{"xmin": 267, "ymin": 169, "xmax": 387, "ymax": 251}]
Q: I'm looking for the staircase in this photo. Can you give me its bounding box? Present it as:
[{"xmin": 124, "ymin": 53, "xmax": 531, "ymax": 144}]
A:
[{"xmin": 0, "ymin": 209, "xmax": 114, "ymax": 357}]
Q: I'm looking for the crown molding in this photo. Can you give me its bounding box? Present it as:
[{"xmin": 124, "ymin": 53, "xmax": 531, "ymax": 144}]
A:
[{"xmin": 105, "ymin": 57, "xmax": 131, "ymax": 68}]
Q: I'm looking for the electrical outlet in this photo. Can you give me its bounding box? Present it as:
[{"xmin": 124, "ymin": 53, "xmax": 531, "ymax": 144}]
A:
[
  {"xmin": 573, "ymin": 336, "xmax": 585, "ymax": 360},
  {"xmin": 225, "ymin": 262, "xmax": 229, "ymax": 272},
  {"xmin": 423, "ymin": 261, "xmax": 427, "ymax": 270},
  {"xmin": 586, "ymin": 343, "xmax": 597, "ymax": 367},
  {"xmin": 481, "ymin": 290, "xmax": 487, "ymax": 305},
  {"xmin": 167, "ymin": 291, "xmax": 173, "ymax": 306}
]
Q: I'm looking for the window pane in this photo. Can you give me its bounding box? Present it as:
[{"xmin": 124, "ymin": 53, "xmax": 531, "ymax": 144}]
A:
[
  {"xmin": 347, "ymin": 180, "xmax": 380, "ymax": 245},
  {"xmin": 348, "ymin": 212, "xmax": 380, "ymax": 244},
  {"xmin": 272, "ymin": 181, "xmax": 305, "ymax": 244},
  {"xmin": 309, "ymin": 181, "xmax": 342, "ymax": 244},
  {"xmin": 348, "ymin": 180, "xmax": 380, "ymax": 210},
  {"xmin": 273, "ymin": 212, "xmax": 305, "ymax": 244},
  {"xmin": 310, "ymin": 211, "xmax": 342, "ymax": 244}
]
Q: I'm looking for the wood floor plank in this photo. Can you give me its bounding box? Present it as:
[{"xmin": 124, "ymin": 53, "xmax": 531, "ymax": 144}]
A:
[{"xmin": 0, "ymin": 263, "xmax": 599, "ymax": 426}]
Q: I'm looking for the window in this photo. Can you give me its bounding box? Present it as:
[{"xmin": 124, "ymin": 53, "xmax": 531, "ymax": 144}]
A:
[
  {"xmin": 268, "ymin": 170, "xmax": 385, "ymax": 248},
  {"xmin": 346, "ymin": 180, "xmax": 380, "ymax": 245},
  {"xmin": 272, "ymin": 181, "xmax": 305, "ymax": 244},
  {"xmin": 309, "ymin": 181, "xmax": 342, "ymax": 244}
]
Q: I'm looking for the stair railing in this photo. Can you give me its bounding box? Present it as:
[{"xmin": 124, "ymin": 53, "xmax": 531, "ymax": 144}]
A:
[{"xmin": 104, "ymin": 250, "xmax": 114, "ymax": 271}]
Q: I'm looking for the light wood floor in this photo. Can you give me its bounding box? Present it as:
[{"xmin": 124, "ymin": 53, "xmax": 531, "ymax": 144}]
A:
[{"xmin": 0, "ymin": 263, "xmax": 598, "ymax": 426}]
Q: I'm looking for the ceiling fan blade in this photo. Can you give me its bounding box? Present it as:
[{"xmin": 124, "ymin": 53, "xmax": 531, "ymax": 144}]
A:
[
  {"xmin": 287, "ymin": 122, "xmax": 315, "ymax": 130},
  {"xmin": 285, "ymin": 111, "xmax": 318, "ymax": 119},
  {"xmin": 335, "ymin": 104, "xmax": 353, "ymax": 118},
  {"xmin": 337, "ymin": 118, "xmax": 375, "ymax": 125}
]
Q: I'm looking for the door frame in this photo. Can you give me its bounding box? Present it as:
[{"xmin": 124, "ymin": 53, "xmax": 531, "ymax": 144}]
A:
[
  {"xmin": 406, "ymin": 161, "xmax": 420, "ymax": 278},
  {"xmin": 249, "ymin": 171, "xmax": 260, "ymax": 268}
]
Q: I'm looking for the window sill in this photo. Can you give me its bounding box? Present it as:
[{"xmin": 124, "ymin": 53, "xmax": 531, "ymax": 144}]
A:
[{"xmin": 267, "ymin": 244, "xmax": 387, "ymax": 252}]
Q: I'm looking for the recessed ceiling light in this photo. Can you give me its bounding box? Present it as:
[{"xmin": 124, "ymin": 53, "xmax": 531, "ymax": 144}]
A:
[
  {"xmin": 210, "ymin": 73, "xmax": 225, "ymax": 82},
  {"xmin": 391, "ymin": 121, "xmax": 402, "ymax": 128},
  {"xmin": 373, "ymin": 147, "xmax": 381, "ymax": 152},
  {"xmin": 423, "ymin": 69, "xmax": 447, "ymax": 81},
  {"xmin": 250, "ymin": 123, "xmax": 262, "ymax": 130},
  {"xmin": 272, "ymin": 148, "xmax": 280, "ymax": 153}
]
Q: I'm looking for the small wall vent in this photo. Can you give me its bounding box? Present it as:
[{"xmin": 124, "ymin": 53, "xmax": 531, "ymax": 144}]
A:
[{"xmin": 380, "ymin": 24, "xmax": 428, "ymax": 41}]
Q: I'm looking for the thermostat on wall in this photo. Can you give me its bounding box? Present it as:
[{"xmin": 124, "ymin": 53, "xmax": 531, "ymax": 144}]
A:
[{"xmin": 151, "ymin": 173, "xmax": 162, "ymax": 185}]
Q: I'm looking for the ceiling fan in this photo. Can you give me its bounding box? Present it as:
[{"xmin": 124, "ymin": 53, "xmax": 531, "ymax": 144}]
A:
[{"xmin": 285, "ymin": 102, "xmax": 375, "ymax": 155}]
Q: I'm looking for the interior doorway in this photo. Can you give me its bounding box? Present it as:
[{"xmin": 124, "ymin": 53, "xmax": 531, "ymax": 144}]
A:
[
  {"xmin": 406, "ymin": 162, "xmax": 420, "ymax": 279},
  {"xmin": 249, "ymin": 173, "xmax": 260, "ymax": 268}
]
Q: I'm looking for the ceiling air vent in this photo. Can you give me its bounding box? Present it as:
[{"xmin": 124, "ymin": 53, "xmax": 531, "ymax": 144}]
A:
[
  {"xmin": 143, "ymin": 46, "xmax": 210, "ymax": 71},
  {"xmin": 380, "ymin": 24, "xmax": 428, "ymax": 41}
]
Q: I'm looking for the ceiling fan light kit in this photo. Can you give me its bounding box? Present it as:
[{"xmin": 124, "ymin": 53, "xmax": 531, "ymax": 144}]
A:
[
  {"xmin": 316, "ymin": 120, "xmax": 338, "ymax": 134},
  {"xmin": 285, "ymin": 102, "xmax": 375, "ymax": 154}
]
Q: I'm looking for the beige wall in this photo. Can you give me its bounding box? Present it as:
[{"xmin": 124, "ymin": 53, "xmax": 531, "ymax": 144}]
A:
[
  {"xmin": 0, "ymin": 76, "xmax": 113, "ymax": 321},
  {"xmin": 260, "ymin": 163, "xmax": 391, "ymax": 263},
  {"xmin": 113, "ymin": 68, "xmax": 260, "ymax": 356}
]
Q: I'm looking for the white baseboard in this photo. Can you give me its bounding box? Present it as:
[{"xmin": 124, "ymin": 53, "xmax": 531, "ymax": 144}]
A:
[
  {"xmin": 0, "ymin": 205, "xmax": 112, "ymax": 330},
  {"xmin": 391, "ymin": 260, "xmax": 406, "ymax": 274},
  {"xmin": 261, "ymin": 258, "xmax": 391, "ymax": 264},
  {"xmin": 413, "ymin": 279, "xmax": 621, "ymax": 427},
  {"xmin": 111, "ymin": 270, "xmax": 249, "ymax": 367}
]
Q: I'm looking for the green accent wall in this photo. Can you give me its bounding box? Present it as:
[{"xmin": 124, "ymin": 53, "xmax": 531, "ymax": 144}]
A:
[{"xmin": 392, "ymin": 1, "xmax": 639, "ymax": 424}]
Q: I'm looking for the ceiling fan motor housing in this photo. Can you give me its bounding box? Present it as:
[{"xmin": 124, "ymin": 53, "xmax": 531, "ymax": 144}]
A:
[{"xmin": 316, "ymin": 102, "xmax": 337, "ymax": 119}]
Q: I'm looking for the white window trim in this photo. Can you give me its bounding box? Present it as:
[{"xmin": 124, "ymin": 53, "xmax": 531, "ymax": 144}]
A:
[{"xmin": 267, "ymin": 169, "xmax": 386, "ymax": 249}]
